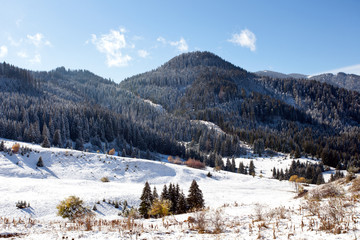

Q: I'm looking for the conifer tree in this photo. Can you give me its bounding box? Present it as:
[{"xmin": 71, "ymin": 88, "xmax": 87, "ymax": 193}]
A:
[
  {"xmin": 249, "ymin": 160, "xmax": 255, "ymax": 176},
  {"xmin": 41, "ymin": 136, "xmax": 51, "ymax": 148},
  {"xmin": 161, "ymin": 184, "xmax": 169, "ymax": 201},
  {"xmin": 231, "ymin": 157, "xmax": 236, "ymax": 172},
  {"xmin": 187, "ymin": 180, "xmax": 204, "ymax": 210},
  {"xmin": 139, "ymin": 181, "xmax": 153, "ymax": 218},
  {"xmin": 36, "ymin": 156, "xmax": 44, "ymax": 167},
  {"xmin": 176, "ymin": 191, "xmax": 187, "ymax": 214},
  {"xmin": 238, "ymin": 162, "xmax": 245, "ymax": 174},
  {"xmin": 53, "ymin": 129, "xmax": 62, "ymax": 147},
  {"xmin": 152, "ymin": 186, "xmax": 159, "ymax": 200}
]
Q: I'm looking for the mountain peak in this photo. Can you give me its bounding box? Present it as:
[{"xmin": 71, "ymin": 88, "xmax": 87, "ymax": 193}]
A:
[{"xmin": 160, "ymin": 51, "xmax": 241, "ymax": 71}]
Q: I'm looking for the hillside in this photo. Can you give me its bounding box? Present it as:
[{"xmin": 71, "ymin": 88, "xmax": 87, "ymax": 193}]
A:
[
  {"xmin": 1, "ymin": 52, "xmax": 360, "ymax": 171},
  {"xmin": 1, "ymin": 139, "xmax": 359, "ymax": 239}
]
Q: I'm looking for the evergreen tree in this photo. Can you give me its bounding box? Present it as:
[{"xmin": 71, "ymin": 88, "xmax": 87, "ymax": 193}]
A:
[
  {"xmin": 272, "ymin": 167, "xmax": 277, "ymax": 178},
  {"xmin": 36, "ymin": 156, "xmax": 44, "ymax": 167},
  {"xmin": 41, "ymin": 136, "xmax": 51, "ymax": 148},
  {"xmin": 231, "ymin": 157, "xmax": 236, "ymax": 172},
  {"xmin": 139, "ymin": 181, "xmax": 153, "ymax": 218},
  {"xmin": 316, "ymin": 173, "xmax": 325, "ymax": 185},
  {"xmin": 0, "ymin": 141, "xmax": 4, "ymax": 151},
  {"xmin": 187, "ymin": 180, "xmax": 205, "ymax": 210},
  {"xmin": 238, "ymin": 162, "xmax": 245, "ymax": 174},
  {"xmin": 249, "ymin": 160, "xmax": 255, "ymax": 176},
  {"xmin": 176, "ymin": 191, "xmax": 187, "ymax": 214},
  {"xmin": 152, "ymin": 186, "xmax": 159, "ymax": 200},
  {"xmin": 225, "ymin": 158, "xmax": 231, "ymax": 171},
  {"xmin": 161, "ymin": 184, "xmax": 169, "ymax": 201},
  {"xmin": 53, "ymin": 129, "xmax": 62, "ymax": 147}
]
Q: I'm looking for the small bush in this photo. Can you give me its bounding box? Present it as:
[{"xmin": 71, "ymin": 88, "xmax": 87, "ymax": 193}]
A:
[
  {"xmin": 100, "ymin": 177, "xmax": 110, "ymax": 182},
  {"xmin": 148, "ymin": 199, "xmax": 171, "ymax": 218},
  {"xmin": 56, "ymin": 196, "xmax": 90, "ymax": 220},
  {"xmin": 108, "ymin": 148, "xmax": 115, "ymax": 155},
  {"xmin": 12, "ymin": 143, "xmax": 20, "ymax": 153},
  {"xmin": 185, "ymin": 158, "xmax": 205, "ymax": 169}
]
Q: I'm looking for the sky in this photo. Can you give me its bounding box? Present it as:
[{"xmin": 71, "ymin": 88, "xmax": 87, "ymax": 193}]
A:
[{"xmin": 0, "ymin": 0, "xmax": 359, "ymax": 82}]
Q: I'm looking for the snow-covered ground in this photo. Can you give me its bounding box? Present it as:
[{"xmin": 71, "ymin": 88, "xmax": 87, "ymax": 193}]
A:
[{"xmin": 0, "ymin": 139, "xmax": 358, "ymax": 239}]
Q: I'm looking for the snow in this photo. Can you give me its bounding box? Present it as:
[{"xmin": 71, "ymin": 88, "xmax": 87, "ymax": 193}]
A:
[
  {"xmin": 191, "ymin": 120, "xmax": 225, "ymax": 135},
  {"xmin": 143, "ymin": 99, "xmax": 166, "ymax": 113},
  {"xmin": 0, "ymin": 139, "xmax": 358, "ymax": 239}
]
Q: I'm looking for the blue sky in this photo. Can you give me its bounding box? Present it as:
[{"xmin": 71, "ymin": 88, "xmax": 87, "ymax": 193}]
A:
[{"xmin": 0, "ymin": 0, "xmax": 359, "ymax": 82}]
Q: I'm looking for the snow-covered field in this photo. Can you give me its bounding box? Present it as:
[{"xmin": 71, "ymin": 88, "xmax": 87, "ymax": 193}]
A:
[{"xmin": 0, "ymin": 139, "xmax": 359, "ymax": 239}]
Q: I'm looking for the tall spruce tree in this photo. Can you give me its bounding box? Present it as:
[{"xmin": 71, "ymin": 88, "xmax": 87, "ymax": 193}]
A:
[
  {"xmin": 187, "ymin": 180, "xmax": 204, "ymax": 210},
  {"xmin": 249, "ymin": 160, "xmax": 255, "ymax": 176},
  {"xmin": 139, "ymin": 181, "xmax": 153, "ymax": 218}
]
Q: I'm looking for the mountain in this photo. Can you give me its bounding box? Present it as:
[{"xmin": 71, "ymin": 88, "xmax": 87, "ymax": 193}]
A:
[
  {"xmin": 1, "ymin": 52, "xmax": 360, "ymax": 170},
  {"xmin": 255, "ymin": 70, "xmax": 360, "ymax": 93},
  {"xmin": 309, "ymin": 72, "xmax": 360, "ymax": 92},
  {"xmin": 255, "ymin": 70, "xmax": 307, "ymax": 79}
]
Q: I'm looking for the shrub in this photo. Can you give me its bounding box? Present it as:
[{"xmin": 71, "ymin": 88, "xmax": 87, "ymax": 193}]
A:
[
  {"xmin": 308, "ymin": 183, "xmax": 343, "ymax": 200},
  {"xmin": 12, "ymin": 143, "xmax": 20, "ymax": 153},
  {"xmin": 56, "ymin": 196, "xmax": 90, "ymax": 220},
  {"xmin": 349, "ymin": 176, "xmax": 360, "ymax": 192},
  {"xmin": 108, "ymin": 148, "xmax": 115, "ymax": 155},
  {"xmin": 100, "ymin": 177, "xmax": 110, "ymax": 182},
  {"xmin": 148, "ymin": 199, "xmax": 171, "ymax": 218},
  {"xmin": 185, "ymin": 158, "xmax": 205, "ymax": 169}
]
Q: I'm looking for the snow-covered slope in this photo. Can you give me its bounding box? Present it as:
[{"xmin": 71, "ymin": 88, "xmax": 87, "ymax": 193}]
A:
[{"xmin": 0, "ymin": 139, "xmax": 358, "ymax": 239}]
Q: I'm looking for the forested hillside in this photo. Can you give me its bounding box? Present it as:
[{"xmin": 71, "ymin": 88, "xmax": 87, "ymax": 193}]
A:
[{"xmin": 1, "ymin": 52, "xmax": 360, "ymax": 170}]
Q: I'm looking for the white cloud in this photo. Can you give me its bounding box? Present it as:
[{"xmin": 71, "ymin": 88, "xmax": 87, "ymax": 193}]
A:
[
  {"xmin": 17, "ymin": 51, "xmax": 28, "ymax": 58},
  {"xmin": 138, "ymin": 49, "xmax": 149, "ymax": 58},
  {"xmin": 8, "ymin": 36, "xmax": 22, "ymax": 47},
  {"xmin": 157, "ymin": 36, "xmax": 167, "ymax": 44},
  {"xmin": 0, "ymin": 45, "xmax": 8, "ymax": 58},
  {"xmin": 91, "ymin": 29, "xmax": 132, "ymax": 67},
  {"xmin": 29, "ymin": 54, "xmax": 41, "ymax": 64},
  {"xmin": 228, "ymin": 29, "xmax": 256, "ymax": 52},
  {"xmin": 157, "ymin": 36, "xmax": 188, "ymax": 52},
  {"xmin": 170, "ymin": 38, "xmax": 188, "ymax": 52},
  {"xmin": 27, "ymin": 33, "xmax": 51, "ymax": 47}
]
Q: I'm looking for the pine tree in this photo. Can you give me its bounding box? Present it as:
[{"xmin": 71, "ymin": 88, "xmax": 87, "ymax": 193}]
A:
[
  {"xmin": 249, "ymin": 160, "xmax": 255, "ymax": 176},
  {"xmin": 316, "ymin": 173, "xmax": 325, "ymax": 185},
  {"xmin": 53, "ymin": 129, "xmax": 62, "ymax": 147},
  {"xmin": 272, "ymin": 167, "xmax": 277, "ymax": 178},
  {"xmin": 41, "ymin": 136, "xmax": 51, "ymax": 148},
  {"xmin": 161, "ymin": 184, "xmax": 169, "ymax": 201},
  {"xmin": 139, "ymin": 181, "xmax": 153, "ymax": 218},
  {"xmin": 36, "ymin": 156, "xmax": 44, "ymax": 167},
  {"xmin": 0, "ymin": 141, "xmax": 4, "ymax": 151},
  {"xmin": 231, "ymin": 157, "xmax": 236, "ymax": 172},
  {"xmin": 176, "ymin": 191, "xmax": 187, "ymax": 214},
  {"xmin": 238, "ymin": 162, "xmax": 245, "ymax": 174},
  {"xmin": 152, "ymin": 186, "xmax": 159, "ymax": 200},
  {"xmin": 187, "ymin": 180, "xmax": 204, "ymax": 210}
]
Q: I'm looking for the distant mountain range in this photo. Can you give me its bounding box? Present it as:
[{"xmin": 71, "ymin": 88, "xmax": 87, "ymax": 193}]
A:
[
  {"xmin": 0, "ymin": 51, "xmax": 360, "ymax": 169},
  {"xmin": 255, "ymin": 70, "xmax": 360, "ymax": 92}
]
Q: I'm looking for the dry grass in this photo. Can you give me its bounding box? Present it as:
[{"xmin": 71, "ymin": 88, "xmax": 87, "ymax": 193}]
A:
[{"xmin": 307, "ymin": 182, "xmax": 343, "ymax": 200}]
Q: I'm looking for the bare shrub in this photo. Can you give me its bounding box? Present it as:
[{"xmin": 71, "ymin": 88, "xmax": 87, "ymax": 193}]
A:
[
  {"xmin": 302, "ymin": 199, "xmax": 321, "ymax": 216},
  {"xmin": 108, "ymin": 148, "xmax": 115, "ymax": 155},
  {"xmin": 194, "ymin": 210, "xmax": 207, "ymax": 233},
  {"xmin": 308, "ymin": 183, "xmax": 343, "ymax": 200},
  {"xmin": 185, "ymin": 158, "xmax": 205, "ymax": 169},
  {"xmin": 211, "ymin": 208, "xmax": 224, "ymax": 234},
  {"xmin": 350, "ymin": 176, "xmax": 360, "ymax": 192},
  {"xmin": 319, "ymin": 197, "xmax": 345, "ymax": 233},
  {"xmin": 254, "ymin": 204, "xmax": 265, "ymax": 221}
]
